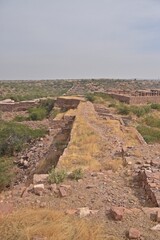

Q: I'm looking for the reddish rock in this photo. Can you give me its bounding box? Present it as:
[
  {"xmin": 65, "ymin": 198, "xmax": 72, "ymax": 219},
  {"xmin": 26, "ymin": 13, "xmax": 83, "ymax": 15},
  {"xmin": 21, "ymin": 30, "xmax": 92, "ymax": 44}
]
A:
[
  {"xmin": 128, "ymin": 228, "xmax": 141, "ymax": 239},
  {"xmin": 59, "ymin": 187, "xmax": 67, "ymax": 197},
  {"xmin": 65, "ymin": 209, "xmax": 77, "ymax": 215},
  {"xmin": 110, "ymin": 206, "xmax": 125, "ymax": 221},
  {"xmin": 60, "ymin": 184, "xmax": 71, "ymax": 189}
]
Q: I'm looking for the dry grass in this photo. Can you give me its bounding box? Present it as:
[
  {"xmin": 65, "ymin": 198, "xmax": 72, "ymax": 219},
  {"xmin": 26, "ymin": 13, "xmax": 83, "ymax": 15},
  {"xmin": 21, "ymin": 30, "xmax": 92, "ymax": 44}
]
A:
[
  {"xmin": 103, "ymin": 158, "xmax": 123, "ymax": 172},
  {"xmin": 0, "ymin": 208, "xmax": 106, "ymax": 240},
  {"xmin": 58, "ymin": 102, "xmax": 102, "ymax": 171}
]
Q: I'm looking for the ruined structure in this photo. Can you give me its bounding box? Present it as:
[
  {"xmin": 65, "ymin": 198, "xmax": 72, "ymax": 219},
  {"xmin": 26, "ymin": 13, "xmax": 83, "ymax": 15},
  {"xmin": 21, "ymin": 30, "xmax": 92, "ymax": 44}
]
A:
[{"xmin": 107, "ymin": 89, "xmax": 160, "ymax": 104}]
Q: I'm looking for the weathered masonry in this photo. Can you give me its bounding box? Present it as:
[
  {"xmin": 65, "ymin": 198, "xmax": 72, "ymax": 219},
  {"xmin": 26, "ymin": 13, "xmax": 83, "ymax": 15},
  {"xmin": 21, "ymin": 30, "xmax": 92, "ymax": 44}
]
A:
[{"xmin": 108, "ymin": 89, "xmax": 160, "ymax": 104}]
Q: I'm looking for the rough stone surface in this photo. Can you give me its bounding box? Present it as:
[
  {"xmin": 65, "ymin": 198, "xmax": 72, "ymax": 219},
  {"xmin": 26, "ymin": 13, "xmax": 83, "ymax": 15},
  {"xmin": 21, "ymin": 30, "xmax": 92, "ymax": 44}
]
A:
[
  {"xmin": 128, "ymin": 228, "xmax": 141, "ymax": 239},
  {"xmin": 110, "ymin": 206, "xmax": 125, "ymax": 221},
  {"xmin": 33, "ymin": 174, "xmax": 49, "ymax": 184},
  {"xmin": 34, "ymin": 184, "xmax": 45, "ymax": 196}
]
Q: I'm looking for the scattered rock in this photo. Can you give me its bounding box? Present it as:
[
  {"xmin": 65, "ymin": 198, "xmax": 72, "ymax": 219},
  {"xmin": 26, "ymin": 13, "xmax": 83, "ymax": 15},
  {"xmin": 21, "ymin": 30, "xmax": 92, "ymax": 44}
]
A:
[
  {"xmin": 60, "ymin": 184, "xmax": 71, "ymax": 189},
  {"xmin": 65, "ymin": 209, "xmax": 77, "ymax": 215},
  {"xmin": 110, "ymin": 206, "xmax": 125, "ymax": 221},
  {"xmin": 151, "ymin": 224, "xmax": 160, "ymax": 231},
  {"xmin": 34, "ymin": 184, "xmax": 45, "ymax": 196},
  {"xmin": 33, "ymin": 174, "xmax": 49, "ymax": 184},
  {"xmin": 78, "ymin": 207, "xmax": 90, "ymax": 218},
  {"xmin": 128, "ymin": 228, "xmax": 141, "ymax": 239},
  {"xmin": 59, "ymin": 187, "xmax": 67, "ymax": 197}
]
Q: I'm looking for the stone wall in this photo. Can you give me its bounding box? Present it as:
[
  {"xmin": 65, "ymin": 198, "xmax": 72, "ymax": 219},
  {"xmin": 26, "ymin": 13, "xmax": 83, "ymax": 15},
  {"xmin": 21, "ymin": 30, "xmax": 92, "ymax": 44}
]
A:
[
  {"xmin": 138, "ymin": 160, "xmax": 160, "ymax": 207},
  {"xmin": 109, "ymin": 94, "xmax": 130, "ymax": 104},
  {"xmin": 130, "ymin": 96, "xmax": 160, "ymax": 104},
  {"xmin": 54, "ymin": 97, "xmax": 80, "ymax": 110},
  {"xmin": 0, "ymin": 101, "xmax": 38, "ymax": 112},
  {"xmin": 109, "ymin": 93, "xmax": 160, "ymax": 104}
]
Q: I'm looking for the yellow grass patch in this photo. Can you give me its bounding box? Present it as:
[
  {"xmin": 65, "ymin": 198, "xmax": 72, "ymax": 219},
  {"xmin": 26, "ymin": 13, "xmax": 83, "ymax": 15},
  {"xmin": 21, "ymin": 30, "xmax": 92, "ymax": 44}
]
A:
[
  {"xmin": 0, "ymin": 208, "xmax": 106, "ymax": 240},
  {"xmin": 58, "ymin": 102, "xmax": 102, "ymax": 171}
]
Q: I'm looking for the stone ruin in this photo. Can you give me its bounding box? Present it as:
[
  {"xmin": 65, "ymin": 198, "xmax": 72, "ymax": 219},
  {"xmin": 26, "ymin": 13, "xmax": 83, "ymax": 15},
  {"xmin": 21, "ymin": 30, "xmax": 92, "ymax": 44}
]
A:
[{"xmin": 106, "ymin": 89, "xmax": 160, "ymax": 104}]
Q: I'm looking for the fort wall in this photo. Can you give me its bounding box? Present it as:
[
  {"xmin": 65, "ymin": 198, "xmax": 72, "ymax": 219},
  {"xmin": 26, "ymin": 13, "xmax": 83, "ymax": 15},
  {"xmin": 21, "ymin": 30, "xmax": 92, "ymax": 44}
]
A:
[
  {"xmin": 54, "ymin": 97, "xmax": 80, "ymax": 110},
  {"xmin": 0, "ymin": 101, "xmax": 38, "ymax": 112},
  {"xmin": 109, "ymin": 94, "xmax": 160, "ymax": 105}
]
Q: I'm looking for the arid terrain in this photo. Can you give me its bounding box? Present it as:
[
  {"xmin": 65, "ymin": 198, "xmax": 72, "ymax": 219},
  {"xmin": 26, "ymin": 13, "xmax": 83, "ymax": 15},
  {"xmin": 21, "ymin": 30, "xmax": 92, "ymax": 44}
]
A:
[{"xmin": 0, "ymin": 79, "xmax": 160, "ymax": 240}]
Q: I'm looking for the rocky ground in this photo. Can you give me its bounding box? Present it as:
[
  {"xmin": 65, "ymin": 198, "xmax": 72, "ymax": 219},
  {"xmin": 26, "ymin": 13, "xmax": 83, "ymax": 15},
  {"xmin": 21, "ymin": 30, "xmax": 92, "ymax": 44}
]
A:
[{"xmin": 0, "ymin": 101, "xmax": 160, "ymax": 240}]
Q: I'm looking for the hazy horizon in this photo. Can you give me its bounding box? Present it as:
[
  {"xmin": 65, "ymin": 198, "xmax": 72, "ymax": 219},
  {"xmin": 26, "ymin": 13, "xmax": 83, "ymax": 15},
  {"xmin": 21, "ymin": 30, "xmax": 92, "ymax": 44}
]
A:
[{"xmin": 1, "ymin": 0, "xmax": 160, "ymax": 80}]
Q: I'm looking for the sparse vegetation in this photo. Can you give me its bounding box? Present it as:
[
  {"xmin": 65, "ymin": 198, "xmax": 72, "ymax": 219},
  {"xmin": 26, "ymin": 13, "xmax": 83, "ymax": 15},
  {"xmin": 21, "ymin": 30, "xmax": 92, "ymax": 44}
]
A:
[
  {"xmin": 0, "ymin": 157, "xmax": 13, "ymax": 190},
  {"xmin": 150, "ymin": 103, "xmax": 160, "ymax": 110},
  {"xmin": 13, "ymin": 115, "xmax": 27, "ymax": 122},
  {"xmin": 117, "ymin": 104, "xmax": 130, "ymax": 115},
  {"xmin": 103, "ymin": 159, "xmax": 123, "ymax": 172},
  {"xmin": 69, "ymin": 168, "xmax": 84, "ymax": 180},
  {"xmin": 144, "ymin": 116, "xmax": 160, "ymax": 128},
  {"xmin": 0, "ymin": 121, "xmax": 46, "ymax": 156},
  {"xmin": 48, "ymin": 169, "xmax": 67, "ymax": 184},
  {"xmin": 28, "ymin": 107, "xmax": 47, "ymax": 121},
  {"xmin": 85, "ymin": 92, "xmax": 112, "ymax": 103},
  {"xmin": 137, "ymin": 125, "xmax": 160, "ymax": 143},
  {"xmin": 0, "ymin": 208, "xmax": 105, "ymax": 240},
  {"xmin": 115, "ymin": 103, "xmax": 151, "ymax": 117}
]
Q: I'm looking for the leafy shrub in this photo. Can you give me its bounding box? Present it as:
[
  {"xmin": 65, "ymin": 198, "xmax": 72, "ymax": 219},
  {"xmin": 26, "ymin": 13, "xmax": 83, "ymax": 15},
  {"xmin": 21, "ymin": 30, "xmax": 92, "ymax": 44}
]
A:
[
  {"xmin": 145, "ymin": 116, "xmax": 160, "ymax": 128},
  {"xmin": 137, "ymin": 125, "xmax": 160, "ymax": 143},
  {"xmin": 48, "ymin": 169, "xmax": 67, "ymax": 184},
  {"xmin": 117, "ymin": 105, "xmax": 130, "ymax": 115},
  {"xmin": 69, "ymin": 168, "xmax": 84, "ymax": 181},
  {"xmin": 150, "ymin": 103, "xmax": 160, "ymax": 110},
  {"xmin": 28, "ymin": 107, "xmax": 47, "ymax": 121},
  {"xmin": 130, "ymin": 105, "xmax": 151, "ymax": 117},
  {"xmin": 0, "ymin": 121, "xmax": 46, "ymax": 156},
  {"xmin": 85, "ymin": 93, "xmax": 96, "ymax": 102}
]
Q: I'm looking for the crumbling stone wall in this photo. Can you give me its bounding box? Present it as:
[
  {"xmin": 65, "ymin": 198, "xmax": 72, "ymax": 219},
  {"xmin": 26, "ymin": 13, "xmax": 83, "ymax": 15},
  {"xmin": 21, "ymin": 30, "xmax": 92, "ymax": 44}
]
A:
[
  {"xmin": 109, "ymin": 93, "xmax": 160, "ymax": 104},
  {"xmin": 130, "ymin": 96, "xmax": 160, "ymax": 104},
  {"xmin": 109, "ymin": 94, "xmax": 130, "ymax": 104},
  {"xmin": 0, "ymin": 101, "xmax": 38, "ymax": 112},
  {"xmin": 54, "ymin": 97, "xmax": 80, "ymax": 110},
  {"xmin": 138, "ymin": 160, "xmax": 160, "ymax": 206}
]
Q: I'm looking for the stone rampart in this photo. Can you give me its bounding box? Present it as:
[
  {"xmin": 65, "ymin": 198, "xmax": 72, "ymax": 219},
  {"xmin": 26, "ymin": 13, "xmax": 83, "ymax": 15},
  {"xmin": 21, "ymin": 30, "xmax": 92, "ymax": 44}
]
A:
[
  {"xmin": 54, "ymin": 97, "xmax": 80, "ymax": 110},
  {"xmin": 0, "ymin": 101, "xmax": 38, "ymax": 112},
  {"xmin": 130, "ymin": 96, "xmax": 160, "ymax": 104},
  {"xmin": 109, "ymin": 93, "xmax": 160, "ymax": 104}
]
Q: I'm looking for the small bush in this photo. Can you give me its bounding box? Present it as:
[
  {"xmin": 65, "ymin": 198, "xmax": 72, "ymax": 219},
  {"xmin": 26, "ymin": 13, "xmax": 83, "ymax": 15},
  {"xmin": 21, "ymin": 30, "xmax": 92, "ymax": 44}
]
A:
[
  {"xmin": 131, "ymin": 105, "xmax": 151, "ymax": 117},
  {"xmin": 14, "ymin": 115, "xmax": 27, "ymax": 122},
  {"xmin": 85, "ymin": 93, "xmax": 96, "ymax": 102},
  {"xmin": 69, "ymin": 168, "xmax": 84, "ymax": 181},
  {"xmin": 48, "ymin": 169, "xmax": 67, "ymax": 184},
  {"xmin": 117, "ymin": 105, "xmax": 130, "ymax": 115},
  {"xmin": 137, "ymin": 125, "xmax": 160, "ymax": 143},
  {"xmin": 145, "ymin": 116, "xmax": 160, "ymax": 128},
  {"xmin": 39, "ymin": 99, "xmax": 55, "ymax": 115},
  {"xmin": 28, "ymin": 107, "xmax": 47, "ymax": 121},
  {"xmin": 0, "ymin": 158, "xmax": 13, "ymax": 190},
  {"xmin": 0, "ymin": 121, "xmax": 46, "ymax": 156},
  {"xmin": 150, "ymin": 103, "xmax": 160, "ymax": 110}
]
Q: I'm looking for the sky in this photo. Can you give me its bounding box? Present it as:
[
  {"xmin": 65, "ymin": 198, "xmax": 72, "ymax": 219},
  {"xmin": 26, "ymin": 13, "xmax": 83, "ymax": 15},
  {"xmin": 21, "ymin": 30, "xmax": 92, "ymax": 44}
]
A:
[{"xmin": 0, "ymin": 0, "xmax": 160, "ymax": 80}]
